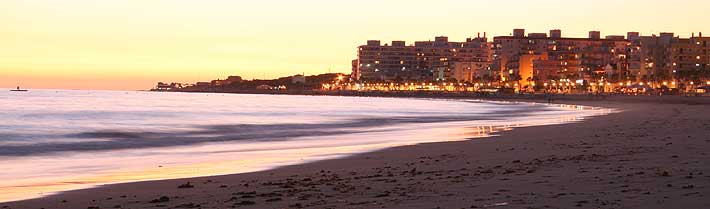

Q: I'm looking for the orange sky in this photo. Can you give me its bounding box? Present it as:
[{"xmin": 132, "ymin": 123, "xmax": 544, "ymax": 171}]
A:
[{"xmin": 0, "ymin": 0, "xmax": 707, "ymax": 90}]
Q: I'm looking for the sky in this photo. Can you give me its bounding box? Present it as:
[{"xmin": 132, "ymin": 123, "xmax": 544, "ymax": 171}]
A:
[{"xmin": 0, "ymin": 0, "xmax": 707, "ymax": 90}]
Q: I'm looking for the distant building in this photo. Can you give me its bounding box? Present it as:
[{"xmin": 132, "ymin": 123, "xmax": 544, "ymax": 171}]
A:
[
  {"xmin": 154, "ymin": 82, "xmax": 185, "ymax": 91},
  {"xmin": 210, "ymin": 76, "xmax": 244, "ymax": 86},
  {"xmin": 292, "ymin": 74, "xmax": 306, "ymax": 84},
  {"xmin": 256, "ymin": 84, "xmax": 274, "ymax": 90},
  {"xmin": 226, "ymin": 76, "xmax": 243, "ymax": 83},
  {"xmin": 638, "ymin": 33, "xmax": 678, "ymax": 81},
  {"xmin": 550, "ymin": 29, "xmax": 562, "ymax": 39},
  {"xmin": 352, "ymin": 28, "xmax": 708, "ymax": 91},
  {"xmin": 493, "ymin": 29, "xmax": 631, "ymax": 85},
  {"xmin": 670, "ymin": 34, "xmax": 710, "ymax": 82},
  {"xmin": 589, "ymin": 31, "xmax": 601, "ymax": 40},
  {"xmin": 519, "ymin": 54, "xmax": 547, "ymax": 88},
  {"xmin": 211, "ymin": 80, "xmax": 228, "ymax": 86},
  {"xmin": 351, "ymin": 59, "xmax": 359, "ymax": 81},
  {"xmin": 626, "ymin": 32, "xmax": 643, "ymax": 81},
  {"xmin": 627, "ymin": 32, "xmax": 640, "ymax": 41},
  {"xmin": 452, "ymin": 60, "xmax": 494, "ymax": 83},
  {"xmin": 354, "ymin": 35, "xmax": 492, "ymax": 82}
]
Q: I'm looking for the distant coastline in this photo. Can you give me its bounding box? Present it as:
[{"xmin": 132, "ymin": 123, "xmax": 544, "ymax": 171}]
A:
[{"xmin": 152, "ymin": 88, "xmax": 710, "ymax": 105}]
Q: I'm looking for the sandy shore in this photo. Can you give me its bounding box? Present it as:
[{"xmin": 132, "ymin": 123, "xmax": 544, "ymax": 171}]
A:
[{"xmin": 3, "ymin": 97, "xmax": 710, "ymax": 209}]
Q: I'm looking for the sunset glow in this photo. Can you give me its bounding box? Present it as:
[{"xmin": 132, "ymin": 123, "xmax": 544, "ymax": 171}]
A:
[{"xmin": 0, "ymin": 0, "xmax": 706, "ymax": 90}]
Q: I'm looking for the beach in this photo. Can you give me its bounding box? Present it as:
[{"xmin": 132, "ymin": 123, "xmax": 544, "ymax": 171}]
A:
[{"xmin": 3, "ymin": 97, "xmax": 710, "ymax": 209}]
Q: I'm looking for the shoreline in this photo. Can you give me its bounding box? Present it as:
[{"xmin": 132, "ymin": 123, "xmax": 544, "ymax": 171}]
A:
[
  {"xmin": 0, "ymin": 97, "xmax": 605, "ymax": 202},
  {"xmin": 3, "ymin": 96, "xmax": 710, "ymax": 209},
  {"xmin": 154, "ymin": 89, "xmax": 710, "ymax": 105}
]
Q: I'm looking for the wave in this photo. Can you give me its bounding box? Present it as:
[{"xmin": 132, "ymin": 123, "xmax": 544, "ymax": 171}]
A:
[{"xmin": 0, "ymin": 108, "xmax": 538, "ymax": 156}]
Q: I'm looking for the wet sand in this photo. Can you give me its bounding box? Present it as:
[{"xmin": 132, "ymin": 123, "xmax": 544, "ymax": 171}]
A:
[{"xmin": 3, "ymin": 98, "xmax": 710, "ymax": 209}]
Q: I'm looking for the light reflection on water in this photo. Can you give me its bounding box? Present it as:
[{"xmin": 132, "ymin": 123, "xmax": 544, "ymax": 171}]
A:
[{"xmin": 0, "ymin": 89, "xmax": 613, "ymax": 202}]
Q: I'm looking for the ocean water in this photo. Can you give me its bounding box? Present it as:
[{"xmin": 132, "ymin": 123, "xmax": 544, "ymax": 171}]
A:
[{"xmin": 0, "ymin": 89, "xmax": 610, "ymax": 202}]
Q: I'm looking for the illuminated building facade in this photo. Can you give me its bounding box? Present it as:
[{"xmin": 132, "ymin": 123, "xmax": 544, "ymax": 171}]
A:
[
  {"xmin": 352, "ymin": 29, "xmax": 708, "ymax": 93},
  {"xmin": 493, "ymin": 29, "xmax": 631, "ymax": 86},
  {"xmin": 354, "ymin": 36, "xmax": 492, "ymax": 82},
  {"xmin": 638, "ymin": 33, "xmax": 677, "ymax": 82},
  {"xmin": 670, "ymin": 35, "xmax": 710, "ymax": 83}
]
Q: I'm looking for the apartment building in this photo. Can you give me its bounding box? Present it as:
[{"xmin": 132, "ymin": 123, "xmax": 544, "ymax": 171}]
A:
[
  {"xmin": 353, "ymin": 29, "xmax": 708, "ymax": 91},
  {"xmin": 493, "ymin": 29, "xmax": 631, "ymax": 86},
  {"xmin": 670, "ymin": 35, "xmax": 710, "ymax": 82},
  {"xmin": 354, "ymin": 35, "xmax": 492, "ymax": 82}
]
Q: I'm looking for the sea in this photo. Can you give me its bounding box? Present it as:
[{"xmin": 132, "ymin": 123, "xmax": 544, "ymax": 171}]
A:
[{"xmin": 0, "ymin": 89, "xmax": 611, "ymax": 202}]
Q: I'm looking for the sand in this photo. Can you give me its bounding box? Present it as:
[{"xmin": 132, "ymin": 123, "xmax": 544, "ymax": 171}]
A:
[{"xmin": 3, "ymin": 97, "xmax": 710, "ymax": 209}]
